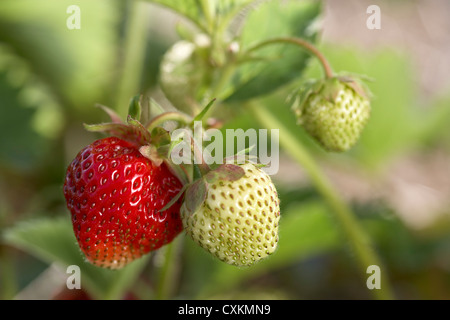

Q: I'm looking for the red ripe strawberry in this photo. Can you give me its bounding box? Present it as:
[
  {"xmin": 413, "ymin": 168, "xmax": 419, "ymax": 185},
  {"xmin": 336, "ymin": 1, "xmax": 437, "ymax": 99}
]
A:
[{"xmin": 63, "ymin": 137, "xmax": 183, "ymax": 269}]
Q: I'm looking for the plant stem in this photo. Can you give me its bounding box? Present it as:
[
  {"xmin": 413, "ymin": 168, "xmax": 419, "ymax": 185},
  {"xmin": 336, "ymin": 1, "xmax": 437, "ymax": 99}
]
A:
[
  {"xmin": 115, "ymin": 0, "xmax": 149, "ymax": 115},
  {"xmin": 247, "ymin": 101, "xmax": 394, "ymax": 300},
  {"xmin": 0, "ymin": 246, "xmax": 17, "ymax": 300},
  {"xmin": 199, "ymin": 0, "xmax": 215, "ymax": 34},
  {"xmin": 189, "ymin": 128, "xmax": 211, "ymax": 176},
  {"xmin": 155, "ymin": 236, "xmax": 183, "ymax": 300},
  {"xmin": 146, "ymin": 112, "xmax": 193, "ymax": 131},
  {"xmin": 210, "ymin": 61, "xmax": 237, "ymax": 101},
  {"xmin": 245, "ymin": 37, "xmax": 334, "ymax": 79}
]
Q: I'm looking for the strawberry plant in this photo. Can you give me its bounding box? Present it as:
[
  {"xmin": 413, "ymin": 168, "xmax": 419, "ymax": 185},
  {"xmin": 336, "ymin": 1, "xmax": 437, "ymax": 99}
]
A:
[
  {"xmin": 1, "ymin": 0, "xmax": 385, "ymax": 299},
  {"xmin": 0, "ymin": 0, "xmax": 387, "ymax": 300},
  {"xmin": 4, "ymin": 0, "xmax": 449, "ymax": 301}
]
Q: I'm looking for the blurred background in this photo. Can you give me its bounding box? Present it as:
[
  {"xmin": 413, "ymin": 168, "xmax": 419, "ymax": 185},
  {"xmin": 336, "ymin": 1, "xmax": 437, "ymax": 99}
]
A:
[{"xmin": 0, "ymin": 0, "xmax": 449, "ymax": 300}]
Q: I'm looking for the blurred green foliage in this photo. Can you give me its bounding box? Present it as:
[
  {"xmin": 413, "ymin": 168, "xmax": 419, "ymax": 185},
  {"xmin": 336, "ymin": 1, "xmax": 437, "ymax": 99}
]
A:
[{"xmin": 0, "ymin": 0, "xmax": 449, "ymax": 300}]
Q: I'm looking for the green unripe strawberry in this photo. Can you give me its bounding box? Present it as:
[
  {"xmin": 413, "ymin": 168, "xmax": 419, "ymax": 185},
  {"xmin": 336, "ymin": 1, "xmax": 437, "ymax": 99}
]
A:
[
  {"xmin": 181, "ymin": 163, "xmax": 280, "ymax": 267},
  {"xmin": 291, "ymin": 76, "xmax": 371, "ymax": 152}
]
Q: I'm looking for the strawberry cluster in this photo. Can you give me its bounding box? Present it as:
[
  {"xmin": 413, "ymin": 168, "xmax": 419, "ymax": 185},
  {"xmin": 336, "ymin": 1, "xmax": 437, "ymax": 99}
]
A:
[
  {"xmin": 63, "ymin": 99, "xmax": 281, "ymax": 269},
  {"xmin": 64, "ymin": 50, "xmax": 371, "ymax": 270}
]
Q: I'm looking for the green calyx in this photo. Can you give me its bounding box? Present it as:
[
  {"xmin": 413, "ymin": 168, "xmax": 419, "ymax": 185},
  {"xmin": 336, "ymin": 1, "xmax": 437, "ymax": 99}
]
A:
[
  {"xmin": 83, "ymin": 95, "xmax": 194, "ymax": 185},
  {"xmin": 84, "ymin": 96, "xmax": 249, "ymax": 217},
  {"xmin": 290, "ymin": 75, "xmax": 371, "ymax": 119},
  {"xmin": 84, "ymin": 95, "xmax": 180, "ymax": 148},
  {"xmin": 160, "ymin": 162, "xmax": 246, "ymax": 215}
]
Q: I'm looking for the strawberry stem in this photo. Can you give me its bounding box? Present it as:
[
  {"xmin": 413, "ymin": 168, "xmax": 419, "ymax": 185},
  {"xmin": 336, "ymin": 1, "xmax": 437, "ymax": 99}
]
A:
[
  {"xmin": 155, "ymin": 237, "xmax": 184, "ymax": 300},
  {"xmin": 146, "ymin": 112, "xmax": 193, "ymax": 132},
  {"xmin": 114, "ymin": 1, "xmax": 148, "ymax": 115},
  {"xmin": 244, "ymin": 37, "xmax": 334, "ymax": 79},
  {"xmin": 192, "ymin": 98, "xmax": 217, "ymax": 123},
  {"xmin": 190, "ymin": 135, "xmax": 211, "ymax": 176}
]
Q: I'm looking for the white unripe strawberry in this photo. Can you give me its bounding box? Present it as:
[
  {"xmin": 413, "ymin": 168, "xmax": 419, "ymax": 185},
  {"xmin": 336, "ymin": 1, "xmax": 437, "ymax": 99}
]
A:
[{"xmin": 181, "ymin": 163, "xmax": 280, "ymax": 267}]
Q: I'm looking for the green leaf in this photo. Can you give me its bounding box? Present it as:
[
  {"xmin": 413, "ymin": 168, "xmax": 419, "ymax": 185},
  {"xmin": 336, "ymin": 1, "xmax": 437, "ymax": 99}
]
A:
[
  {"xmin": 150, "ymin": 126, "xmax": 171, "ymax": 147},
  {"xmin": 198, "ymin": 200, "xmax": 339, "ymax": 296},
  {"xmin": 0, "ymin": 70, "xmax": 50, "ymax": 171},
  {"xmin": 127, "ymin": 115, "xmax": 152, "ymax": 144},
  {"xmin": 192, "ymin": 98, "xmax": 216, "ymax": 123},
  {"xmin": 3, "ymin": 217, "xmax": 149, "ymax": 299},
  {"xmin": 215, "ymin": 0, "xmax": 257, "ymax": 33},
  {"xmin": 225, "ymin": 0, "xmax": 321, "ymax": 102},
  {"xmin": 95, "ymin": 104, "xmax": 123, "ymax": 124},
  {"xmin": 144, "ymin": 0, "xmax": 209, "ymax": 32},
  {"xmin": 0, "ymin": 0, "xmax": 119, "ymax": 110},
  {"xmin": 146, "ymin": 0, "xmax": 256, "ymax": 35},
  {"xmin": 84, "ymin": 117, "xmax": 152, "ymax": 146}
]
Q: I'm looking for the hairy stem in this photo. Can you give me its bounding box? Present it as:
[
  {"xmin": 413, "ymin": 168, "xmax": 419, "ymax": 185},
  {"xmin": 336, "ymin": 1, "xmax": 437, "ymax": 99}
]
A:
[
  {"xmin": 247, "ymin": 101, "xmax": 394, "ymax": 300},
  {"xmin": 245, "ymin": 37, "xmax": 334, "ymax": 79},
  {"xmin": 189, "ymin": 127, "xmax": 211, "ymax": 176},
  {"xmin": 146, "ymin": 112, "xmax": 193, "ymax": 131}
]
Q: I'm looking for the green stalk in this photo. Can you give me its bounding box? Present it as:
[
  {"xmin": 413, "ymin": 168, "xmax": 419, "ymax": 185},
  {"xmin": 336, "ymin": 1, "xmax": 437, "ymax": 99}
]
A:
[
  {"xmin": 0, "ymin": 246, "xmax": 17, "ymax": 300},
  {"xmin": 146, "ymin": 112, "xmax": 193, "ymax": 131},
  {"xmin": 198, "ymin": 0, "xmax": 215, "ymax": 34},
  {"xmin": 209, "ymin": 36, "xmax": 330, "ymax": 111},
  {"xmin": 244, "ymin": 36, "xmax": 334, "ymax": 79},
  {"xmin": 247, "ymin": 101, "xmax": 394, "ymax": 300},
  {"xmin": 155, "ymin": 236, "xmax": 183, "ymax": 300},
  {"xmin": 115, "ymin": 0, "xmax": 149, "ymax": 115}
]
